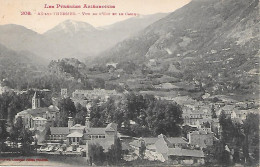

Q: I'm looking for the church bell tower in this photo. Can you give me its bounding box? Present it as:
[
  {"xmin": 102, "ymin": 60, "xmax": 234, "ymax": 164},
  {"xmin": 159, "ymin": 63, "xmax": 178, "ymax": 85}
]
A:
[{"xmin": 32, "ymin": 92, "xmax": 41, "ymax": 109}]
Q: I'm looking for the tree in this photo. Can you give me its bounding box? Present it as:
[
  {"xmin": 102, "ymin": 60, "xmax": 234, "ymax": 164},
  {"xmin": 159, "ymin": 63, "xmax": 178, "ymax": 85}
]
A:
[
  {"xmin": 88, "ymin": 144, "xmax": 105, "ymax": 165},
  {"xmin": 211, "ymin": 105, "xmax": 217, "ymax": 118},
  {"xmin": 219, "ymin": 111, "xmax": 234, "ymax": 143},
  {"xmin": 57, "ymin": 97, "xmax": 76, "ymax": 127},
  {"xmin": 139, "ymin": 140, "xmax": 146, "ymax": 159},
  {"xmin": 182, "ymin": 125, "xmax": 196, "ymax": 138},
  {"xmin": 89, "ymin": 93, "xmax": 183, "ymax": 137},
  {"xmin": 220, "ymin": 150, "xmax": 231, "ymax": 165},
  {"xmin": 107, "ymin": 138, "xmax": 123, "ymax": 165},
  {"xmin": 242, "ymin": 113, "xmax": 259, "ymax": 164},
  {"xmin": 146, "ymin": 100, "xmax": 183, "ymax": 137},
  {"xmin": 89, "ymin": 99, "xmax": 107, "ymax": 127},
  {"xmin": 19, "ymin": 127, "xmax": 34, "ymax": 155},
  {"xmin": 0, "ymin": 119, "xmax": 8, "ymax": 152},
  {"xmin": 74, "ymin": 103, "xmax": 88, "ymax": 125}
]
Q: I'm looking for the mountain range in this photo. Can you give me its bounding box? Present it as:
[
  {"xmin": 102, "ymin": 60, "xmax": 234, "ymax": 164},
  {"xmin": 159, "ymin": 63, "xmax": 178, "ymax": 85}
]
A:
[
  {"xmin": 0, "ymin": 0, "xmax": 259, "ymax": 99},
  {"xmin": 93, "ymin": 0, "xmax": 259, "ymax": 99},
  {"xmin": 0, "ymin": 13, "xmax": 168, "ymax": 61}
]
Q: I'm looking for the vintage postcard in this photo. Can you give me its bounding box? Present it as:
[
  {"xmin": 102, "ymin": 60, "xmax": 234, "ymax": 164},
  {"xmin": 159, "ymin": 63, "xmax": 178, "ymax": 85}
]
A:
[{"xmin": 0, "ymin": 0, "xmax": 259, "ymax": 166}]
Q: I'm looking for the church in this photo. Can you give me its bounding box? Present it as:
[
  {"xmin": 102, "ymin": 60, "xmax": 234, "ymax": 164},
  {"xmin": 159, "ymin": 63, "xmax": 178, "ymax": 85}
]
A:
[{"xmin": 15, "ymin": 92, "xmax": 60, "ymax": 142}]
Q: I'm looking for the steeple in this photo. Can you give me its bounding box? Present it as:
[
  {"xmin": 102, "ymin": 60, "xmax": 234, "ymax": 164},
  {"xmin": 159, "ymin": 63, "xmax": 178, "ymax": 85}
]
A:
[{"xmin": 32, "ymin": 92, "xmax": 40, "ymax": 109}]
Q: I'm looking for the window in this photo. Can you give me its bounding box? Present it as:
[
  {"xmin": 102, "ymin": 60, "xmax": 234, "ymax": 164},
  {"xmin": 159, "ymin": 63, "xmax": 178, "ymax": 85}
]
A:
[{"xmin": 73, "ymin": 138, "xmax": 75, "ymax": 142}]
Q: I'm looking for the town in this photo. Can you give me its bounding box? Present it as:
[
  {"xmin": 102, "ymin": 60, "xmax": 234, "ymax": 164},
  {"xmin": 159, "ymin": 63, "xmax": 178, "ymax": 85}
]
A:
[
  {"xmin": 0, "ymin": 0, "xmax": 259, "ymax": 166},
  {"xmin": 0, "ymin": 82, "xmax": 259, "ymax": 166}
]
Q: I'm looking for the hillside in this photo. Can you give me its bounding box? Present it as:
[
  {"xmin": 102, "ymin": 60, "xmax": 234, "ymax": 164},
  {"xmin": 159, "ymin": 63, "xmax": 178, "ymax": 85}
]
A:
[
  {"xmin": 0, "ymin": 44, "xmax": 46, "ymax": 89},
  {"xmin": 0, "ymin": 13, "xmax": 168, "ymax": 60},
  {"xmin": 93, "ymin": 0, "xmax": 259, "ymax": 99},
  {"xmin": 0, "ymin": 24, "xmax": 52, "ymax": 60}
]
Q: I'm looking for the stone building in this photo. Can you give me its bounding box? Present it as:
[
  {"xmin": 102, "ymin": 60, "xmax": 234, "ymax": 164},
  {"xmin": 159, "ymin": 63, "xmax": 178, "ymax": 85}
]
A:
[
  {"xmin": 14, "ymin": 92, "xmax": 60, "ymax": 142},
  {"xmin": 129, "ymin": 134, "xmax": 205, "ymax": 165},
  {"xmin": 15, "ymin": 92, "xmax": 59, "ymax": 128},
  {"xmin": 188, "ymin": 130, "xmax": 214, "ymax": 148},
  {"xmin": 49, "ymin": 116, "xmax": 118, "ymax": 149}
]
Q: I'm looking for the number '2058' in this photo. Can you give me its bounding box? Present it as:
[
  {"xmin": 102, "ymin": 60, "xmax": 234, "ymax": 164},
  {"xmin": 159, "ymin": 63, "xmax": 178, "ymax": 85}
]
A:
[{"xmin": 21, "ymin": 11, "xmax": 31, "ymax": 15}]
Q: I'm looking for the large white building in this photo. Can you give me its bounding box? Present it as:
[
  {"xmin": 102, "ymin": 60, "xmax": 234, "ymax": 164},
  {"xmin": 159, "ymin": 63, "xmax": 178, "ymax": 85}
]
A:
[{"xmin": 49, "ymin": 116, "xmax": 118, "ymax": 151}]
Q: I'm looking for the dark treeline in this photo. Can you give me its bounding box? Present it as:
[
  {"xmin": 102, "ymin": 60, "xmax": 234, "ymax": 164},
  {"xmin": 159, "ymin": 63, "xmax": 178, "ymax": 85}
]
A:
[
  {"xmin": 57, "ymin": 97, "xmax": 88, "ymax": 127},
  {"xmin": 88, "ymin": 138, "xmax": 123, "ymax": 166},
  {"xmin": 0, "ymin": 116, "xmax": 35, "ymax": 155},
  {"xmin": 204, "ymin": 111, "xmax": 259, "ymax": 166},
  {"xmin": 90, "ymin": 93, "xmax": 183, "ymax": 137}
]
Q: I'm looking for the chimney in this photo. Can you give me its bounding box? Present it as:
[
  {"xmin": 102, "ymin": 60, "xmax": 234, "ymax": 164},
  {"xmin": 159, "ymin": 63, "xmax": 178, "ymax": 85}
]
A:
[
  {"xmin": 68, "ymin": 117, "xmax": 73, "ymax": 128},
  {"xmin": 85, "ymin": 116, "xmax": 90, "ymax": 128}
]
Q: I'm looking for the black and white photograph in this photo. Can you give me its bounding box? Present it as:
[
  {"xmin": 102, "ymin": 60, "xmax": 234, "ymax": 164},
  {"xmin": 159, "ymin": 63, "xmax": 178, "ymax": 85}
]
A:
[{"xmin": 0, "ymin": 0, "xmax": 259, "ymax": 166}]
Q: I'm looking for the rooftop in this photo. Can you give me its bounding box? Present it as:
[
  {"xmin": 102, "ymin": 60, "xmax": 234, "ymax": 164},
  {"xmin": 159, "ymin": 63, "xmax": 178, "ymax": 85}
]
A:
[
  {"xmin": 67, "ymin": 131, "xmax": 83, "ymax": 138},
  {"xmin": 17, "ymin": 106, "xmax": 59, "ymax": 116},
  {"xmin": 168, "ymin": 148, "xmax": 205, "ymax": 158},
  {"xmin": 85, "ymin": 128, "xmax": 106, "ymax": 135},
  {"xmin": 167, "ymin": 137, "xmax": 187, "ymax": 144},
  {"xmin": 50, "ymin": 127, "xmax": 69, "ymax": 135}
]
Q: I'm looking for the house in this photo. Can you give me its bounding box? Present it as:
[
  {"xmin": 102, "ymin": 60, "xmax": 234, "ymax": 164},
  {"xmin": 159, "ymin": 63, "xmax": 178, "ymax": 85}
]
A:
[
  {"xmin": 49, "ymin": 127, "xmax": 69, "ymax": 141},
  {"xmin": 195, "ymin": 119, "xmax": 212, "ymax": 132},
  {"xmin": 129, "ymin": 134, "xmax": 204, "ymax": 165},
  {"xmin": 216, "ymin": 105, "xmax": 236, "ymax": 117},
  {"xmin": 61, "ymin": 88, "xmax": 68, "ymax": 98},
  {"xmin": 72, "ymin": 89, "xmax": 118, "ymax": 102},
  {"xmin": 188, "ymin": 130, "xmax": 214, "ymax": 148},
  {"xmin": 183, "ymin": 110, "xmax": 205, "ymax": 127},
  {"xmin": 167, "ymin": 148, "xmax": 205, "ymax": 165},
  {"xmin": 31, "ymin": 117, "xmax": 47, "ymax": 129}
]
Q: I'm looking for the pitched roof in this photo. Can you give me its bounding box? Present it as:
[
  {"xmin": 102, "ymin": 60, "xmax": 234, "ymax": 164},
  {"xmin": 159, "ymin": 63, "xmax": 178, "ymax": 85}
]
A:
[
  {"xmin": 33, "ymin": 92, "xmax": 38, "ymax": 98},
  {"xmin": 67, "ymin": 131, "xmax": 83, "ymax": 138},
  {"xmin": 50, "ymin": 127, "xmax": 69, "ymax": 135},
  {"xmin": 142, "ymin": 136, "xmax": 187, "ymax": 146},
  {"xmin": 18, "ymin": 106, "xmax": 59, "ymax": 116},
  {"xmin": 167, "ymin": 137, "xmax": 187, "ymax": 144},
  {"xmin": 146, "ymin": 144, "xmax": 156, "ymax": 150},
  {"xmin": 85, "ymin": 128, "xmax": 106, "ymax": 135},
  {"xmin": 122, "ymin": 142, "xmax": 132, "ymax": 151},
  {"xmin": 142, "ymin": 138, "xmax": 158, "ymax": 145},
  {"xmin": 168, "ymin": 148, "xmax": 204, "ymax": 158},
  {"xmin": 129, "ymin": 140, "xmax": 142, "ymax": 148},
  {"xmin": 155, "ymin": 137, "xmax": 171, "ymax": 154},
  {"xmin": 105, "ymin": 123, "xmax": 117, "ymax": 132}
]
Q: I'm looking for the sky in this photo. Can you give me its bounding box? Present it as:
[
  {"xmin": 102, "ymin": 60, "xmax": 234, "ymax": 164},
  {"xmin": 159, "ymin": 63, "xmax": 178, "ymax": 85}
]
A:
[{"xmin": 0, "ymin": 0, "xmax": 191, "ymax": 33}]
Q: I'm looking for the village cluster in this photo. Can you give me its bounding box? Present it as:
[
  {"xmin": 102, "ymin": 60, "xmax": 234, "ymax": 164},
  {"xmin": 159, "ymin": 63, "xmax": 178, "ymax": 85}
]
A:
[{"xmin": 0, "ymin": 81, "xmax": 256, "ymax": 166}]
